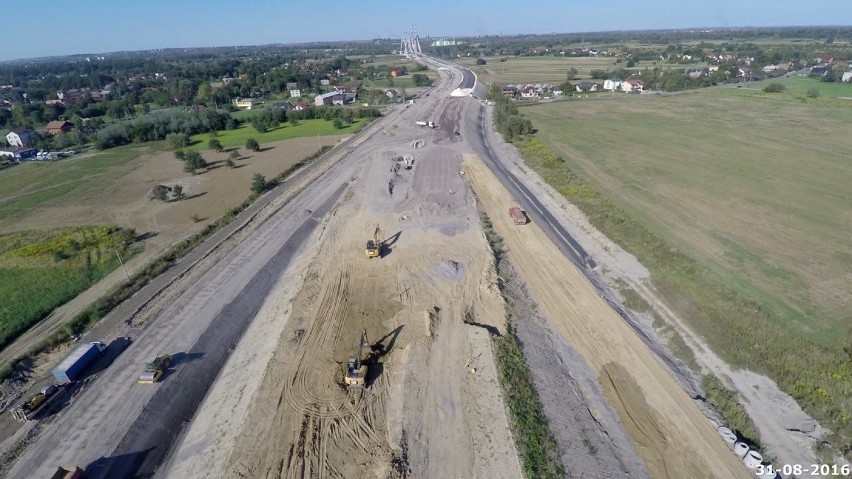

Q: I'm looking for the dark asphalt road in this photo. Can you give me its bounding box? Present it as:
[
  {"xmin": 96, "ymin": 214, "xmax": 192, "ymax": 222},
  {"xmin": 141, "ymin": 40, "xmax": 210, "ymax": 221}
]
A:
[
  {"xmin": 459, "ymin": 67, "xmax": 476, "ymax": 89},
  {"xmin": 83, "ymin": 184, "xmax": 347, "ymax": 479},
  {"xmin": 468, "ymin": 103, "xmax": 591, "ymax": 271}
]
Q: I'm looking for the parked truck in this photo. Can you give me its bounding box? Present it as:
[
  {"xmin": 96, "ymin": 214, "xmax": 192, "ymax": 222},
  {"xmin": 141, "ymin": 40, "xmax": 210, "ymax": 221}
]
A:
[
  {"xmin": 50, "ymin": 466, "xmax": 84, "ymax": 479},
  {"xmin": 509, "ymin": 206, "xmax": 529, "ymax": 225},
  {"xmin": 415, "ymin": 121, "xmax": 437, "ymax": 128},
  {"xmin": 52, "ymin": 341, "xmax": 106, "ymax": 383}
]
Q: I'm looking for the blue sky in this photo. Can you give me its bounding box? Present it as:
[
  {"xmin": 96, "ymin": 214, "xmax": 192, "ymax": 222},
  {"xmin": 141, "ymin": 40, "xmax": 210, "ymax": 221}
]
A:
[{"xmin": 5, "ymin": 0, "xmax": 850, "ymax": 61}]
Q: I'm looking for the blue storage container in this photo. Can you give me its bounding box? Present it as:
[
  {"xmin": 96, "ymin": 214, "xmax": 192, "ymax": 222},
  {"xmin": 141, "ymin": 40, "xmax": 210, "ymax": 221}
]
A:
[{"xmin": 52, "ymin": 342, "xmax": 105, "ymax": 383}]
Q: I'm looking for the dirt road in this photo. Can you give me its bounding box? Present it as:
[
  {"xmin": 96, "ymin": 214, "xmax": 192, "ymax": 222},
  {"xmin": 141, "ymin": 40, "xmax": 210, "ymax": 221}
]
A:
[{"xmin": 464, "ymin": 156, "xmax": 752, "ymax": 479}]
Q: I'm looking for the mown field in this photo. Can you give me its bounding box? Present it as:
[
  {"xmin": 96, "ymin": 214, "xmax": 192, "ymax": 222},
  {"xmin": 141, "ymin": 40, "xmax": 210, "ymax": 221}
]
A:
[
  {"xmin": 517, "ymin": 88, "xmax": 852, "ymax": 453},
  {"xmin": 0, "ymin": 226, "xmax": 135, "ymax": 349},
  {"xmin": 0, "ymin": 144, "xmax": 161, "ymax": 223},
  {"xmin": 188, "ymin": 118, "xmax": 363, "ymax": 152}
]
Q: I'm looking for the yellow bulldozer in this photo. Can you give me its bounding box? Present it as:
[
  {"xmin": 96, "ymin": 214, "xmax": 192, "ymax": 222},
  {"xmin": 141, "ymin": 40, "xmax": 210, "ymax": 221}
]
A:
[
  {"xmin": 365, "ymin": 225, "xmax": 382, "ymax": 258},
  {"xmin": 343, "ymin": 330, "xmax": 370, "ymax": 389}
]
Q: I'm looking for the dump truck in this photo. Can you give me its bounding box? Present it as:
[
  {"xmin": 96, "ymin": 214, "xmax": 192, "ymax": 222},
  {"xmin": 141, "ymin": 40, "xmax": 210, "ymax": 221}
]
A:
[
  {"xmin": 52, "ymin": 341, "xmax": 107, "ymax": 383},
  {"xmin": 365, "ymin": 225, "xmax": 382, "ymax": 258},
  {"xmin": 343, "ymin": 331, "xmax": 370, "ymax": 389},
  {"xmin": 49, "ymin": 466, "xmax": 84, "ymax": 479},
  {"xmin": 11, "ymin": 383, "xmax": 61, "ymax": 422},
  {"xmin": 509, "ymin": 206, "xmax": 529, "ymax": 225},
  {"xmin": 138, "ymin": 354, "xmax": 172, "ymax": 384},
  {"xmin": 415, "ymin": 121, "xmax": 436, "ymax": 128}
]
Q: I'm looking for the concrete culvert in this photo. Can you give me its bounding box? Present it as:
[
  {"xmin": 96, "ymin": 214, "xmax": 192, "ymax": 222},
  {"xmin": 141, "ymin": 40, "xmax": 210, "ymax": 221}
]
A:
[
  {"xmin": 742, "ymin": 450, "xmax": 763, "ymax": 469},
  {"xmin": 717, "ymin": 426, "xmax": 737, "ymax": 447},
  {"xmin": 733, "ymin": 441, "xmax": 749, "ymax": 458}
]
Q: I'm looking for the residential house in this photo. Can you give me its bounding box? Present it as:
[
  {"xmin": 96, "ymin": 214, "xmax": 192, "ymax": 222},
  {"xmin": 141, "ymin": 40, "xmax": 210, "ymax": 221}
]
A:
[
  {"xmin": 6, "ymin": 128, "xmax": 35, "ymax": 147},
  {"xmin": 575, "ymin": 81, "xmax": 598, "ymax": 92},
  {"xmin": 320, "ymin": 79, "xmax": 330, "ymax": 86},
  {"xmin": 501, "ymin": 86, "xmax": 517, "ymax": 98},
  {"xmin": 685, "ymin": 67, "xmax": 704, "ymax": 79},
  {"xmin": 232, "ymin": 98, "xmax": 256, "ymax": 109},
  {"xmin": 315, "ymin": 92, "xmax": 341, "ymax": 107},
  {"xmin": 46, "ymin": 120, "xmax": 73, "ymax": 135},
  {"xmin": 294, "ymin": 102, "xmax": 311, "ymax": 111},
  {"xmin": 289, "ymin": 89, "xmax": 302, "ymax": 98},
  {"xmin": 385, "ymin": 89, "xmax": 398, "ymax": 101},
  {"xmin": 602, "ymin": 79, "xmax": 621, "ymax": 91},
  {"xmin": 0, "ymin": 147, "xmax": 37, "ymax": 161},
  {"xmin": 390, "ymin": 67, "xmax": 406, "ymax": 78},
  {"xmin": 621, "ymin": 77, "xmax": 644, "ymax": 92},
  {"xmin": 819, "ymin": 54, "xmax": 835, "ymax": 64},
  {"xmin": 271, "ymin": 101, "xmax": 293, "ymax": 111},
  {"xmin": 520, "ymin": 85, "xmax": 538, "ymax": 99},
  {"xmin": 336, "ymin": 67, "xmax": 349, "ymax": 76}
]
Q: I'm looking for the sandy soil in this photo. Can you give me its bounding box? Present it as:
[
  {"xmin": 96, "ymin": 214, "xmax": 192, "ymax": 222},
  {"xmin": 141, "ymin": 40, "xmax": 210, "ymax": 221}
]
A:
[
  {"xmin": 160, "ymin": 71, "xmax": 523, "ymax": 479},
  {"xmin": 463, "ymin": 155, "xmax": 752, "ymax": 479},
  {"xmin": 219, "ymin": 150, "xmax": 521, "ymax": 479}
]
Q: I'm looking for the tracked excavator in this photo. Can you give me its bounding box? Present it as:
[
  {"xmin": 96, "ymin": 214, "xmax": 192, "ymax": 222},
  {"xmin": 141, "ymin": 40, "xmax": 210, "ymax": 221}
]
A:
[
  {"xmin": 365, "ymin": 225, "xmax": 382, "ymax": 258},
  {"xmin": 343, "ymin": 330, "xmax": 370, "ymax": 389}
]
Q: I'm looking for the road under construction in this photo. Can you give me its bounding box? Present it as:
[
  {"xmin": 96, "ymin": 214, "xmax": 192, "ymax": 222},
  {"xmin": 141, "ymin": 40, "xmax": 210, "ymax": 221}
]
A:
[{"xmin": 1, "ymin": 55, "xmax": 753, "ymax": 479}]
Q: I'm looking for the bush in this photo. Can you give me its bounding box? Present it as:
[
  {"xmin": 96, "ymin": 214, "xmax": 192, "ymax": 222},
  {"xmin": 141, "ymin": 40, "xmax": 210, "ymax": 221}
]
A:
[
  {"xmin": 183, "ymin": 151, "xmax": 207, "ymax": 173},
  {"xmin": 763, "ymin": 82, "xmax": 786, "ymax": 93},
  {"xmin": 166, "ymin": 132, "xmax": 191, "ymax": 149},
  {"xmin": 251, "ymin": 173, "xmax": 267, "ymax": 194},
  {"xmin": 245, "ymin": 138, "xmax": 260, "ymax": 152},
  {"xmin": 806, "ymin": 88, "xmax": 821, "ymax": 98},
  {"xmin": 476, "ymin": 58, "xmax": 486, "ymax": 65},
  {"xmin": 208, "ymin": 138, "xmax": 223, "ymax": 152}
]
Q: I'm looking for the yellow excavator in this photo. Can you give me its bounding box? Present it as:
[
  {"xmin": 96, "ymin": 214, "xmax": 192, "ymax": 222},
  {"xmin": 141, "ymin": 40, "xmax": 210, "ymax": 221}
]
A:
[
  {"xmin": 343, "ymin": 330, "xmax": 370, "ymax": 389},
  {"xmin": 365, "ymin": 225, "xmax": 382, "ymax": 258}
]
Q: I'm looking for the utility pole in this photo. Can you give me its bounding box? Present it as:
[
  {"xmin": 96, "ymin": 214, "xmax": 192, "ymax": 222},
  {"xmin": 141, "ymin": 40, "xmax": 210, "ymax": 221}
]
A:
[{"xmin": 116, "ymin": 250, "xmax": 130, "ymax": 281}]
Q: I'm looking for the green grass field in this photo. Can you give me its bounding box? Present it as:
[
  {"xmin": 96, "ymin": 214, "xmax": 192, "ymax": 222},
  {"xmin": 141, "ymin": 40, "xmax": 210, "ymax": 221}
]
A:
[
  {"xmin": 189, "ymin": 118, "xmax": 364, "ymax": 152},
  {"xmin": 518, "ymin": 87, "xmax": 852, "ymax": 453},
  {"xmin": 0, "ymin": 144, "xmax": 161, "ymax": 223},
  {"xmin": 774, "ymin": 76, "xmax": 852, "ymax": 99},
  {"xmin": 0, "ymin": 226, "xmax": 135, "ymax": 349}
]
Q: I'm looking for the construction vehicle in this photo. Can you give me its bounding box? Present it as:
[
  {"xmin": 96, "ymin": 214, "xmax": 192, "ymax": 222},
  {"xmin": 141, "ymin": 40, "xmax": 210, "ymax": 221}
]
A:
[
  {"xmin": 11, "ymin": 384, "xmax": 61, "ymax": 422},
  {"xmin": 509, "ymin": 206, "xmax": 529, "ymax": 225},
  {"xmin": 49, "ymin": 466, "xmax": 84, "ymax": 479},
  {"xmin": 365, "ymin": 225, "xmax": 382, "ymax": 258},
  {"xmin": 415, "ymin": 121, "xmax": 437, "ymax": 128},
  {"xmin": 138, "ymin": 354, "xmax": 172, "ymax": 384},
  {"xmin": 343, "ymin": 330, "xmax": 370, "ymax": 389}
]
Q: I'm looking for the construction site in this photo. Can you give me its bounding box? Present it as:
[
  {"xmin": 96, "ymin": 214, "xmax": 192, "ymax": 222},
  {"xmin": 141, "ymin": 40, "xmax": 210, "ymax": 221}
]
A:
[{"xmin": 0, "ymin": 47, "xmax": 760, "ymax": 479}]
